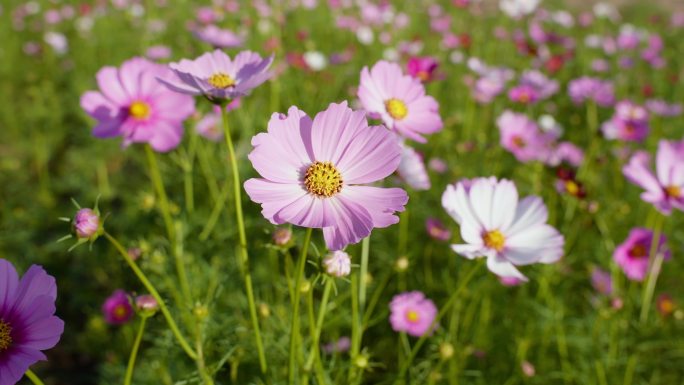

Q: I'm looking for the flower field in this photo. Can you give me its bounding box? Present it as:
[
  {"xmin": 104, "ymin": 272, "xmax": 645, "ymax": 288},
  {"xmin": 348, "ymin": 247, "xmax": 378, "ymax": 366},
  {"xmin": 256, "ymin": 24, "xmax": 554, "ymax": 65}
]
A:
[{"xmin": 1, "ymin": 0, "xmax": 684, "ymax": 384}]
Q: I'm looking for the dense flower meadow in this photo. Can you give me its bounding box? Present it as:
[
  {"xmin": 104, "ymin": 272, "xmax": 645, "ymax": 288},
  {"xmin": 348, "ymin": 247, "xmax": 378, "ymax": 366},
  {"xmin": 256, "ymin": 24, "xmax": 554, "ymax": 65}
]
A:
[{"xmin": 1, "ymin": 0, "xmax": 684, "ymax": 384}]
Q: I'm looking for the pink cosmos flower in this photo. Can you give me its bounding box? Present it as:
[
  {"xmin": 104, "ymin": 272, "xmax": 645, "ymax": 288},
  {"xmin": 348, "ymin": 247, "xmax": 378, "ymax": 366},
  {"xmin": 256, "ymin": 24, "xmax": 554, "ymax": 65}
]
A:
[
  {"xmin": 244, "ymin": 102, "xmax": 409, "ymax": 251},
  {"xmin": 508, "ymin": 84, "xmax": 539, "ymax": 104},
  {"xmin": 602, "ymin": 100, "xmax": 650, "ymax": 142},
  {"xmin": 158, "ymin": 50, "xmax": 273, "ymax": 102},
  {"xmin": 497, "ymin": 110, "xmax": 554, "ymax": 163},
  {"xmin": 425, "ymin": 218, "xmax": 451, "ymax": 241},
  {"xmin": 397, "ymin": 144, "xmax": 430, "ymax": 190},
  {"xmin": 442, "ymin": 177, "xmax": 564, "ymax": 281},
  {"xmin": 406, "ymin": 56, "xmax": 439, "ymax": 83},
  {"xmin": 614, "ymin": 228, "xmax": 670, "ymax": 281},
  {"xmin": 81, "ymin": 58, "xmax": 195, "ymax": 152},
  {"xmin": 567, "ymin": 77, "xmax": 615, "ymax": 107},
  {"xmin": 193, "ymin": 25, "xmax": 244, "ymax": 49},
  {"xmin": 102, "ymin": 290, "xmax": 134, "ymax": 325},
  {"xmin": 195, "ymin": 100, "xmax": 241, "ymax": 141},
  {"xmin": 358, "ymin": 60, "xmax": 443, "ymax": 143},
  {"xmin": 623, "ymin": 140, "xmax": 684, "ymax": 215},
  {"xmin": 591, "ymin": 267, "xmax": 613, "ymax": 295},
  {"xmin": 389, "ymin": 291, "xmax": 437, "ymax": 337}
]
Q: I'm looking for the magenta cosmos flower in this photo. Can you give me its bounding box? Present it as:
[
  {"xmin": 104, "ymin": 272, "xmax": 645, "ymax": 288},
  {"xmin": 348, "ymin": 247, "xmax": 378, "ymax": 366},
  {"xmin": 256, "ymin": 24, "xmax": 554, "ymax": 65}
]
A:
[
  {"xmin": 623, "ymin": 140, "xmax": 684, "ymax": 215},
  {"xmin": 389, "ymin": 291, "xmax": 437, "ymax": 337},
  {"xmin": 158, "ymin": 50, "xmax": 273, "ymax": 102},
  {"xmin": 81, "ymin": 58, "xmax": 195, "ymax": 152},
  {"xmin": 244, "ymin": 102, "xmax": 409, "ymax": 250},
  {"xmin": 358, "ymin": 60, "xmax": 443, "ymax": 143},
  {"xmin": 601, "ymin": 100, "xmax": 650, "ymax": 142},
  {"xmin": 496, "ymin": 110, "xmax": 555, "ymax": 163},
  {"xmin": 0, "ymin": 259, "xmax": 64, "ymax": 385},
  {"xmin": 102, "ymin": 290, "xmax": 134, "ymax": 325},
  {"xmin": 406, "ymin": 56, "xmax": 439, "ymax": 82},
  {"xmin": 442, "ymin": 177, "xmax": 564, "ymax": 281},
  {"xmin": 614, "ymin": 228, "xmax": 670, "ymax": 281}
]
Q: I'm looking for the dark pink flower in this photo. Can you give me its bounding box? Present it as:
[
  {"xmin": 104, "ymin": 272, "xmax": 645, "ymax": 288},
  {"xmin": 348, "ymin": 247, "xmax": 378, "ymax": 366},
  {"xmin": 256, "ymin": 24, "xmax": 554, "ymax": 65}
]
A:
[
  {"xmin": 614, "ymin": 228, "xmax": 669, "ymax": 281},
  {"xmin": 102, "ymin": 290, "xmax": 134, "ymax": 325}
]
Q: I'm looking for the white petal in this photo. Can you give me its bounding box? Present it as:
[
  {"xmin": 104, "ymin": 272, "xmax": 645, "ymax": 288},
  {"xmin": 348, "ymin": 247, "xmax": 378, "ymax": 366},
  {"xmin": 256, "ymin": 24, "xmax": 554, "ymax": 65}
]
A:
[
  {"xmin": 491, "ymin": 179, "xmax": 518, "ymax": 230},
  {"xmin": 505, "ymin": 196, "xmax": 548, "ymax": 236},
  {"xmin": 486, "ymin": 256, "xmax": 528, "ymax": 281}
]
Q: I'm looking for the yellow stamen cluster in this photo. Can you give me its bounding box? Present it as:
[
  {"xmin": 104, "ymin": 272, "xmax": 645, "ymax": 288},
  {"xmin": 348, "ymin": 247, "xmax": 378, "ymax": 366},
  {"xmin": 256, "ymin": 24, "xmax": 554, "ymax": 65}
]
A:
[
  {"xmin": 483, "ymin": 230, "xmax": 505, "ymax": 252},
  {"xmin": 565, "ymin": 180, "xmax": 580, "ymax": 196},
  {"xmin": 304, "ymin": 161, "xmax": 343, "ymax": 197},
  {"xmin": 207, "ymin": 72, "xmax": 236, "ymax": 89},
  {"xmin": 406, "ymin": 310, "xmax": 420, "ymax": 323},
  {"xmin": 665, "ymin": 185, "xmax": 680, "ymax": 198},
  {"xmin": 129, "ymin": 101, "xmax": 150, "ymax": 120},
  {"xmin": 385, "ymin": 98, "xmax": 408, "ymax": 120},
  {"xmin": 0, "ymin": 319, "xmax": 12, "ymax": 352}
]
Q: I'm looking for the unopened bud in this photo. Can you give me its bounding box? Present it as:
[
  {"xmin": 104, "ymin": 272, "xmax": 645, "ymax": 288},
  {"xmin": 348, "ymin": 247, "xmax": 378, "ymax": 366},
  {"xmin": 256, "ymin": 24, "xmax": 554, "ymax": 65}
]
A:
[
  {"xmin": 74, "ymin": 208, "xmax": 100, "ymax": 239},
  {"xmin": 323, "ymin": 250, "xmax": 351, "ymax": 277}
]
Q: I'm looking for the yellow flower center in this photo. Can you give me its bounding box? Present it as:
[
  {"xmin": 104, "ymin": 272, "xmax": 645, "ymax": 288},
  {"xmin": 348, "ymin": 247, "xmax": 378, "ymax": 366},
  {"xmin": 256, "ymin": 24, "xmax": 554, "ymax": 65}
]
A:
[
  {"xmin": 207, "ymin": 72, "xmax": 236, "ymax": 89},
  {"xmin": 665, "ymin": 185, "xmax": 680, "ymax": 198},
  {"xmin": 659, "ymin": 298, "xmax": 674, "ymax": 314},
  {"xmin": 114, "ymin": 305, "xmax": 129, "ymax": 319},
  {"xmin": 406, "ymin": 310, "xmax": 420, "ymax": 323},
  {"xmin": 0, "ymin": 319, "xmax": 12, "ymax": 352},
  {"xmin": 417, "ymin": 71, "xmax": 430, "ymax": 82},
  {"xmin": 483, "ymin": 230, "xmax": 505, "ymax": 252},
  {"xmin": 565, "ymin": 180, "xmax": 580, "ymax": 196},
  {"xmin": 385, "ymin": 98, "xmax": 408, "ymax": 120},
  {"xmin": 129, "ymin": 101, "xmax": 151, "ymax": 120},
  {"xmin": 304, "ymin": 161, "xmax": 343, "ymax": 197}
]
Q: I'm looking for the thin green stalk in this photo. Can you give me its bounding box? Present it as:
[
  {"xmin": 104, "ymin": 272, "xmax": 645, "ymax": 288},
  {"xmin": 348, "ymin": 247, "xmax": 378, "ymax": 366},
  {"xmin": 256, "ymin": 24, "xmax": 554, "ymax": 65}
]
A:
[
  {"xmin": 348, "ymin": 262, "xmax": 361, "ymax": 383},
  {"xmin": 289, "ymin": 228, "xmax": 313, "ymax": 384},
  {"xmin": 395, "ymin": 260, "xmax": 484, "ymax": 383},
  {"xmin": 304, "ymin": 279, "xmax": 333, "ymax": 372},
  {"xmin": 124, "ymin": 317, "xmax": 147, "ymax": 385},
  {"xmin": 183, "ymin": 133, "xmax": 199, "ymax": 213},
  {"xmin": 144, "ymin": 145, "xmax": 192, "ymax": 305},
  {"xmin": 195, "ymin": 319, "xmax": 215, "ymax": 385},
  {"xmin": 220, "ymin": 106, "xmax": 267, "ymax": 373},
  {"xmin": 104, "ymin": 231, "xmax": 197, "ymax": 359},
  {"xmin": 359, "ymin": 236, "xmax": 370, "ymax": 313},
  {"xmin": 640, "ymin": 213, "xmax": 665, "ymax": 323},
  {"xmin": 195, "ymin": 139, "xmax": 220, "ymax": 203},
  {"xmin": 25, "ymin": 370, "xmax": 45, "ymax": 385},
  {"xmin": 199, "ymin": 179, "xmax": 231, "ymax": 241}
]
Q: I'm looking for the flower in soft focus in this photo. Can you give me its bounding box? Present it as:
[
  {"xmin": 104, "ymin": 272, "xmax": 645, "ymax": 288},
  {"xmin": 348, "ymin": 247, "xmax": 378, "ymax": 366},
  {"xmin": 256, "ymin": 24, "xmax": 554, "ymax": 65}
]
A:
[
  {"xmin": 521, "ymin": 361, "xmax": 536, "ymax": 377},
  {"xmin": 657, "ymin": 294, "xmax": 676, "ymax": 317},
  {"xmin": 499, "ymin": 276, "xmax": 525, "ymax": 286},
  {"xmin": 407, "ymin": 56, "xmax": 438, "ymax": 83},
  {"xmin": 389, "ymin": 291, "xmax": 437, "ymax": 337},
  {"xmin": 145, "ymin": 45, "xmax": 172, "ymax": 60},
  {"xmin": 497, "ymin": 110, "xmax": 554, "ymax": 163},
  {"xmin": 102, "ymin": 290, "xmax": 134, "ymax": 325},
  {"xmin": 44, "ymin": 32, "xmax": 68, "ymax": 55},
  {"xmin": 508, "ymin": 84, "xmax": 538, "ymax": 104},
  {"xmin": 426, "ymin": 218, "xmax": 451, "ymax": 242},
  {"xmin": 601, "ymin": 100, "xmax": 650, "ymax": 142},
  {"xmin": 591, "ymin": 267, "xmax": 612, "ymax": 295},
  {"xmin": 428, "ymin": 158, "xmax": 447, "ymax": 174},
  {"xmin": 358, "ymin": 60, "xmax": 443, "ymax": 143},
  {"xmin": 322, "ymin": 336, "xmax": 351, "ymax": 354},
  {"xmin": 568, "ymin": 77, "xmax": 615, "ymax": 107},
  {"xmin": 623, "ymin": 140, "xmax": 684, "ymax": 215},
  {"xmin": 272, "ymin": 227, "xmax": 292, "ymax": 246},
  {"xmin": 135, "ymin": 294, "xmax": 159, "ymax": 316},
  {"xmin": 0, "ymin": 259, "xmax": 64, "ymax": 385},
  {"xmin": 555, "ymin": 167, "xmax": 587, "ymax": 198},
  {"xmin": 500, "ymin": 0, "xmax": 540, "ymax": 19},
  {"xmin": 397, "ymin": 144, "xmax": 430, "ymax": 190},
  {"xmin": 303, "ymin": 51, "xmax": 328, "ymax": 71},
  {"xmin": 442, "ymin": 177, "xmax": 565, "ymax": 281},
  {"xmin": 244, "ymin": 102, "xmax": 408, "ymax": 250},
  {"xmin": 81, "ymin": 58, "xmax": 196, "ymax": 152},
  {"xmin": 646, "ymin": 99, "xmax": 682, "ymax": 117},
  {"xmin": 614, "ymin": 228, "xmax": 669, "ymax": 281},
  {"xmin": 195, "ymin": 108, "xmax": 223, "ymax": 142},
  {"xmin": 73, "ymin": 208, "xmax": 100, "ymax": 239},
  {"xmin": 323, "ymin": 250, "xmax": 351, "ymax": 277},
  {"xmin": 193, "ymin": 25, "xmax": 243, "ymax": 49},
  {"xmin": 158, "ymin": 50, "xmax": 273, "ymax": 103},
  {"xmin": 512, "ymin": 70, "xmax": 559, "ymax": 103}
]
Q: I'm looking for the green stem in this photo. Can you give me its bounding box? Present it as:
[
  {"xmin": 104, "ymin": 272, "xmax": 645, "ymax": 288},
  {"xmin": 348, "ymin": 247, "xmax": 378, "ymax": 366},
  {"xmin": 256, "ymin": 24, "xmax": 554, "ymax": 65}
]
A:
[
  {"xmin": 395, "ymin": 260, "xmax": 484, "ymax": 383},
  {"xmin": 25, "ymin": 370, "xmax": 45, "ymax": 385},
  {"xmin": 220, "ymin": 106, "xmax": 268, "ymax": 373},
  {"xmin": 124, "ymin": 317, "xmax": 147, "ymax": 385},
  {"xmin": 304, "ymin": 279, "xmax": 333, "ymax": 372},
  {"xmin": 359, "ymin": 236, "xmax": 370, "ymax": 313},
  {"xmin": 348, "ymin": 262, "xmax": 361, "ymax": 383},
  {"xmin": 289, "ymin": 228, "xmax": 313, "ymax": 385},
  {"xmin": 199, "ymin": 180, "xmax": 231, "ymax": 241},
  {"xmin": 104, "ymin": 232, "xmax": 197, "ymax": 359},
  {"xmin": 195, "ymin": 319, "xmax": 215, "ymax": 385},
  {"xmin": 639, "ymin": 213, "xmax": 665, "ymax": 323}
]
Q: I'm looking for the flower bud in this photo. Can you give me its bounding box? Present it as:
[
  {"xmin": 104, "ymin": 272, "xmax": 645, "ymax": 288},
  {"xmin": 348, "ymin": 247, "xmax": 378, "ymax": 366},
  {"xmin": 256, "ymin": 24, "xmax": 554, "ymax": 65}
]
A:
[
  {"xmin": 395, "ymin": 256, "xmax": 409, "ymax": 272},
  {"xmin": 74, "ymin": 208, "xmax": 100, "ymax": 239},
  {"xmin": 272, "ymin": 227, "xmax": 292, "ymax": 246},
  {"xmin": 323, "ymin": 251, "xmax": 351, "ymax": 277},
  {"xmin": 135, "ymin": 294, "xmax": 159, "ymax": 317},
  {"xmin": 439, "ymin": 342, "xmax": 454, "ymax": 360}
]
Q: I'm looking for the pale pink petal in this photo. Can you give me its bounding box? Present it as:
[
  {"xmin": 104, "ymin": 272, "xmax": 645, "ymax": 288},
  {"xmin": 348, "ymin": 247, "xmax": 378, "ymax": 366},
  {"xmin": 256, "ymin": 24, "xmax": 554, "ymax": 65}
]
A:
[
  {"xmin": 505, "ymin": 196, "xmax": 548, "ymax": 237},
  {"xmin": 491, "ymin": 179, "xmax": 518, "ymax": 230},
  {"xmin": 337, "ymin": 126, "xmax": 402, "ymax": 184},
  {"xmin": 487, "ymin": 255, "xmax": 528, "ymax": 281},
  {"xmin": 96, "ymin": 66, "xmax": 130, "ymax": 104},
  {"xmin": 244, "ymin": 179, "xmax": 307, "ymax": 225},
  {"xmin": 339, "ymin": 186, "xmax": 408, "ymax": 228},
  {"xmin": 322, "ymin": 196, "xmax": 374, "ymax": 250}
]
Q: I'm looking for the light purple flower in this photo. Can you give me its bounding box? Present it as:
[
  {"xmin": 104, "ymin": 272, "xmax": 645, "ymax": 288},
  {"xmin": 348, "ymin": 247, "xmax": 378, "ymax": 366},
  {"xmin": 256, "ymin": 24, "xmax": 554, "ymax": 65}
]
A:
[
  {"xmin": 397, "ymin": 144, "xmax": 430, "ymax": 191},
  {"xmin": 389, "ymin": 291, "xmax": 437, "ymax": 337},
  {"xmin": 567, "ymin": 77, "xmax": 615, "ymax": 107},
  {"xmin": 244, "ymin": 102, "xmax": 408, "ymax": 251},
  {"xmin": 508, "ymin": 84, "xmax": 539, "ymax": 104},
  {"xmin": 0, "ymin": 259, "xmax": 64, "ymax": 385},
  {"xmin": 646, "ymin": 99, "xmax": 682, "ymax": 117},
  {"xmin": 442, "ymin": 177, "xmax": 564, "ymax": 281},
  {"xmin": 602, "ymin": 100, "xmax": 650, "ymax": 142},
  {"xmin": 426, "ymin": 218, "xmax": 451, "ymax": 241},
  {"xmin": 614, "ymin": 228, "xmax": 670, "ymax": 281},
  {"xmin": 358, "ymin": 60, "xmax": 443, "ymax": 143},
  {"xmin": 102, "ymin": 290, "xmax": 134, "ymax": 325},
  {"xmin": 158, "ymin": 50, "xmax": 273, "ymax": 102},
  {"xmin": 145, "ymin": 45, "xmax": 171, "ymax": 60},
  {"xmin": 591, "ymin": 267, "xmax": 612, "ymax": 295},
  {"xmin": 81, "ymin": 58, "xmax": 196, "ymax": 152},
  {"xmin": 497, "ymin": 110, "xmax": 554, "ymax": 163},
  {"xmin": 623, "ymin": 140, "xmax": 684, "ymax": 215},
  {"xmin": 193, "ymin": 25, "xmax": 244, "ymax": 49}
]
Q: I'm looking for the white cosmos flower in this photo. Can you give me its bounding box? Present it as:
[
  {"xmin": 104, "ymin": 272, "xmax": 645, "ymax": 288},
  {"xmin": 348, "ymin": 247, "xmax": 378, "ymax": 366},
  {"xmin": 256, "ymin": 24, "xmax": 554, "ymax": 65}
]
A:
[
  {"xmin": 442, "ymin": 177, "xmax": 564, "ymax": 281},
  {"xmin": 499, "ymin": 0, "xmax": 541, "ymax": 19}
]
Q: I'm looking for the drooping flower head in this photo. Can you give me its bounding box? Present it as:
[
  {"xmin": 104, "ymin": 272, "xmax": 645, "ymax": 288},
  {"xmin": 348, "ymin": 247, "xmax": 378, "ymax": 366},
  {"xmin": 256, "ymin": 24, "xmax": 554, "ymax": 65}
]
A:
[
  {"xmin": 389, "ymin": 291, "xmax": 437, "ymax": 337},
  {"xmin": 158, "ymin": 50, "xmax": 273, "ymax": 103},
  {"xmin": 102, "ymin": 290, "xmax": 134, "ymax": 325},
  {"xmin": 81, "ymin": 58, "xmax": 196, "ymax": 152},
  {"xmin": 614, "ymin": 228, "xmax": 670, "ymax": 281},
  {"xmin": 623, "ymin": 140, "xmax": 684, "ymax": 215},
  {"xmin": 358, "ymin": 60, "xmax": 443, "ymax": 143},
  {"xmin": 244, "ymin": 102, "xmax": 409, "ymax": 251},
  {"xmin": 0, "ymin": 259, "xmax": 64, "ymax": 385},
  {"xmin": 442, "ymin": 177, "xmax": 565, "ymax": 281}
]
